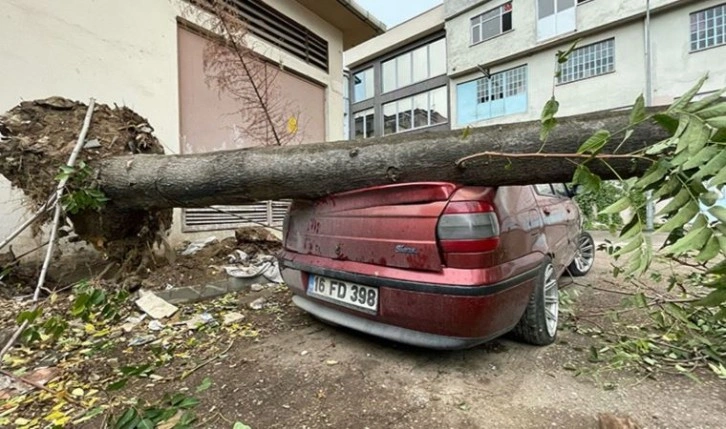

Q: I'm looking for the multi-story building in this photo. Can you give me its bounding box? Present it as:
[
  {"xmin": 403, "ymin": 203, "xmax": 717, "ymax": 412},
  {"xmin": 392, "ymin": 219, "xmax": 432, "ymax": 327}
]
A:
[
  {"xmin": 447, "ymin": 0, "xmax": 726, "ymax": 128},
  {"xmin": 346, "ymin": 0, "xmax": 726, "ymax": 136},
  {"xmin": 345, "ymin": 5, "xmax": 450, "ymax": 139},
  {"xmin": 0, "ymin": 0, "xmax": 385, "ymax": 253}
]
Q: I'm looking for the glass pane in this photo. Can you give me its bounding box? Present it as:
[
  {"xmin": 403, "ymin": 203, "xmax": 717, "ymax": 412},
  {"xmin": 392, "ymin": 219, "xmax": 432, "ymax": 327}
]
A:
[
  {"xmin": 538, "ymin": 0, "xmax": 555, "ymax": 18},
  {"xmin": 354, "ymin": 115, "xmax": 364, "ymax": 138},
  {"xmin": 397, "ymin": 54, "xmax": 412, "ymax": 88},
  {"xmin": 551, "ymin": 183, "xmax": 567, "ymax": 196},
  {"xmin": 502, "ymin": 10, "xmax": 512, "ymax": 32},
  {"xmin": 412, "ymin": 45, "xmax": 428, "ymax": 83},
  {"xmin": 481, "ymin": 18, "xmax": 500, "ymax": 40},
  {"xmin": 429, "ymin": 39, "xmax": 446, "ymax": 76},
  {"xmin": 556, "ymin": 0, "xmax": 575, "ymax": 11},
  {"xmin": 430, "ymin": 87, "xmax": 448, "ymax": 125},
  {"xmin": 383, "ymin": 102, "xmax": 397, "ymax": 135},
  {"xmin": 413, "ymin": 93, "xmax": 429, "ymax": 128},
  {"xmin": 382, "ymin": 60, "xmax": 396, "ymax": 93},
  {"xmin": 365, "ymin": 111, "xmax": 375, "ymax": 138},
  {"xmin": 472, "ymin": 24, "xmax": 481, "ymax": 44},
  {"xmin": 397, "ymin": 97, "xmax": 412, "ymax": 131},
  {"xmin": 535, "ymin": 184, "xmax": 554, "ymax": 195},
  {"xmin": 352, "ymin": 68, "xmax": 373, "ymax": 102}
]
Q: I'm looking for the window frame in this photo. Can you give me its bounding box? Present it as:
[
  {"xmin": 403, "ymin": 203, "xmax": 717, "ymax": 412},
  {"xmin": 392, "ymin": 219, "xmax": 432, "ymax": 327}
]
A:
[
  {"xmin": 382, "ymin": 86, "xmax": 448, "ymax": 136},
  {"xmin": 353, "ymin": 108, "xmax": 375, "ymax": 139},
  {"xmin": 556, "ymin": 38, "xmax": 615, "ymax": 85},
  {"xmin": 381, "ymin": 38, "xmax": 447, "ymax": 93},
  {"xmin": 689, "ymin": 3, "xmax": 726, "ymax": 52},
  {"xmin": 352, "ymin": 68, "xmax": 375, "ymax": 103},
  {"xmin": 470, "ymin": 2, "xmax": 513, "ymax": 46}
]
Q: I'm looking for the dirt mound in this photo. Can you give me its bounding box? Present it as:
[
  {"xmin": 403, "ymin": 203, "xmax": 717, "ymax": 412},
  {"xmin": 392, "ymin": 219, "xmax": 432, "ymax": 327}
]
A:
[{"xmin": 0, "ymin": 97, "xmax": 171, "ymax": 266}]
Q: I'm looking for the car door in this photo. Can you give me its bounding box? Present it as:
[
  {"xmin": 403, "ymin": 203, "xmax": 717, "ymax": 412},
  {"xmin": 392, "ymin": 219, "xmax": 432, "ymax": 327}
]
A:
[
  {"xmin": 551, "ymin": 183, "xmax": 580, "ymax": 264},
  {"xmin": 532, "ymin": 184, "xmax": 574, "ymax": 273}
]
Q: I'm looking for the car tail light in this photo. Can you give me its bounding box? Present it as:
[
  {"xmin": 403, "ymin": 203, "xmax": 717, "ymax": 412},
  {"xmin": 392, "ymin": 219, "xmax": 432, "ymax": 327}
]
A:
[{"xmin": 437, "ymin": 201, "xmax": 500, "ymax": 253}]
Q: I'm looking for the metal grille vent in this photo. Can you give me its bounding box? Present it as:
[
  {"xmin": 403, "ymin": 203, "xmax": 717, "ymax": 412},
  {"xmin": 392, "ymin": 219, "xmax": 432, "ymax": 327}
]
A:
[
  {"xmin": 183, "ymin": 201, "xmax": 291, "ymax": 231},
  {"xmin": 226, "ymin": 0, "xmax": 329, "ymax": 71}
]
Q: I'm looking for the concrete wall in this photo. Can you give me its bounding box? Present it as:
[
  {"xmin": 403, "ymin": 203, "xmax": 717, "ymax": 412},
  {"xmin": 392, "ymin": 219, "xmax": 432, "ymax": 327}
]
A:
[
  {"xmin": 0, "ymin": 0, "xmax": 347, "ymax": 255},
  {"xmin": 345, "ymin": 4, "xmax": 445, "ymax": 68},
  {"xmin": 649, "ymin": 0, "xmax": 726, "ymax": 104},
  {"xmin": 450, "ymin": 23, "xmax": 646, "ymax": 128},
  {"xmin": 447, "ymin": 0, "xmax": 726, "ymax": 128},
  {"xmin": 445, "ymin": 0, "xmax": 683, "ymax": 76}
]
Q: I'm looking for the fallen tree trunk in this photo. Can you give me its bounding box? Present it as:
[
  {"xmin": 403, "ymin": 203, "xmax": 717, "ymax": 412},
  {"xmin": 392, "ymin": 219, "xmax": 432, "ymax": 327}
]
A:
[{"xmin": 100, "ymin": 109, "xmax": 670, "ymax": 209}]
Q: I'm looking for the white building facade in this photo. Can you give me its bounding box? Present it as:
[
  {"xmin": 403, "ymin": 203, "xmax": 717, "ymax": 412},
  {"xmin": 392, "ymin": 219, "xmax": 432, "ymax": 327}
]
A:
[
  {"xmin": 447, "ymin": 0, "xmax": 726, "ymax": 128},
  {"xmin": 0, "ymin": 0, "xmax": 384, "ymax": 253}
]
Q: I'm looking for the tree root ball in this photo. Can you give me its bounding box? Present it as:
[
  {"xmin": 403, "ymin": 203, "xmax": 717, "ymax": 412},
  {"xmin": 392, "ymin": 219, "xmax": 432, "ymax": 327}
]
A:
[{"xmin": 0, "ymin": 97, "xmax": 171, "ymax": 265}]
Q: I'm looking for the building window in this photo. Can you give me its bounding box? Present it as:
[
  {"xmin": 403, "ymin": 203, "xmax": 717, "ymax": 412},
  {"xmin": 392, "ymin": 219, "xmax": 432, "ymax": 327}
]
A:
[
  {"xmin": 537, "ymin": 0, "xmax": 576, "ymax": 41},
  {"xmin": 557, "ymin": 38, "xmax": 614, "ymax": 84},
  {"xmin": 381, "ymin": 38, "xmax": 447, "ymax": 93},
  {"xmin": 353, "ymin": 109, "xmax": 375, "ymax": 139},
  {"xmin": 353, "ymin": 68, "xmax": 374, "ymax": 102},
  {"xmin": 471, "ymin": 2, "xmax": 513, "ymax": 45},
  {"xmin": 690, "ymin": 3, "xmax": 726, "ymax": 51},
  {"xmin": 456, "ymin": 65, "xmax": 528, "ymax": 125},
  {"xmin": 382, "ymin": 87, "xmax": 448, "ymax": 135}
]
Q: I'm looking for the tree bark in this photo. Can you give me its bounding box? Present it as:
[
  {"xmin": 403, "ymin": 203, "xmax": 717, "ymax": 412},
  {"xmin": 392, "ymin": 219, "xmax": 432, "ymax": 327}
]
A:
[{"xmin": 99, "ymin": 109, "xmax": 670, "ymax": 209}]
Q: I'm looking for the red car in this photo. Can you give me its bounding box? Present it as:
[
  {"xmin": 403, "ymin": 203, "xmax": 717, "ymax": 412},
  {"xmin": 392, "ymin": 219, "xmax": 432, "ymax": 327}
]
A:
[{"xmin": 279, "ymin": 182, "xmax": 594, "ymax": 349}]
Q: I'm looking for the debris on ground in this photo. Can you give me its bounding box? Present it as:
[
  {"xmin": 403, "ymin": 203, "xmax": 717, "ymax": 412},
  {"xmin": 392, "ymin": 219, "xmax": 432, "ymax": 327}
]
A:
[
  {"xmin": 135, "ymin": 291, "xmax": 178, "ymax": 319},
  {"xmin": 598, "ymin": 413, "xmax": 641, "ymax": 429},
  {"xmin": 249, "ymin": 297, "xmax": 266, "ymax": 310},
  {"xmin": 181, "ymin": 237, "xmax": 219, "ymax": 256},
  {"xmin": 223, "ymin": 312, "xmax": 245, "ymax": 325}
]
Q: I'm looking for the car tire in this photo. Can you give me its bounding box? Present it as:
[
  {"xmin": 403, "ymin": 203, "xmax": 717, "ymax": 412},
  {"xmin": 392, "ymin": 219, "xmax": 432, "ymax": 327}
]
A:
[
  {"xmin": 512, "ymin": 257, "xmax": 558, "ymax": 346},
  {"xmin": 567, "ymin": 232, "xmax": 595, "ymax": 277}
]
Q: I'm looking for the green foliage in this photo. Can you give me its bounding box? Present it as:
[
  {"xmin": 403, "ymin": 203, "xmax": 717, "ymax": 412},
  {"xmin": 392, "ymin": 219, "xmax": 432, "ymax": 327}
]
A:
[
  {"xmin": 55, "ymin": 161, "xmax": 109, "ymax": 214},
  {"xmin": 540, "ymin": 96, "xmax": 559, "ymax": 143},
  {"xmin": 109, "ymin": 392, "xmax": 200, "ymax": 429},
  {"xmin": 574, "ymin": 180, "xmax": 627, "ymax": 229}
]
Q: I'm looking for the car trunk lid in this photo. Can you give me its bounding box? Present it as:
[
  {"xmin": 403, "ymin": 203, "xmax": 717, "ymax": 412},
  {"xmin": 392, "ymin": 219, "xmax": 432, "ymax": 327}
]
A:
[{"xmin": 284, "ymin": 182, "xmax": 458, "ymax": 272}]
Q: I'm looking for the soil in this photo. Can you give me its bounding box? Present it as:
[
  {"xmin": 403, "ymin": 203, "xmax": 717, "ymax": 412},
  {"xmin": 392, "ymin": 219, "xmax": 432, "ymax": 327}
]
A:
[
  {"xmin": 2, "ymin": 234, "xmax": 725, "ymax": 429},
  {"xmin": 0, "ymin": 97, "xmax": 171, "ymax": 265}
]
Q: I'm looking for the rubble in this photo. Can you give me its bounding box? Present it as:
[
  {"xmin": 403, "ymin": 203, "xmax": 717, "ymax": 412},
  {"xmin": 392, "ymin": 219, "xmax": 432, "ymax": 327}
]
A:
[{"xmin": 135, "ymin": 292, "xmax": 178, "ymax": 319}]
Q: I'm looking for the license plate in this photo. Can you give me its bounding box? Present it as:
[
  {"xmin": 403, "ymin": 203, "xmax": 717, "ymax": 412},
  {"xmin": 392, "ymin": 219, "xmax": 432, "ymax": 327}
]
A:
[{"xmin": 307, "ymin": 275, "xmax": 378, "ymax": 313}]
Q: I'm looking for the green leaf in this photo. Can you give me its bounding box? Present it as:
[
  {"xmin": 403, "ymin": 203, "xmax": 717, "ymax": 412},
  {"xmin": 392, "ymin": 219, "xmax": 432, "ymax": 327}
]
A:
[
  {"xmin": 696, "ymin": 235, "xmax": 721, "ymax": 262},
  {"xmin": 138, "ymin": 419, "xmax": 154, "ymax": 429},
  {"xmin": 686, "ymin": 89, "xmax": 726, "ymax": 113},
  {"xmin": 662, "ymin": 226, "xmax": 711, "ymax": 255},
  {"xmin": 711, "ymin": 166, "xmax": 726, "ymax": 187},
  {"xmin": 696, "ymin": 289, "xmax": 726, "ymax": 307},
  {"xmin": 682, "ymin": 145, "xmax": 719, "ymax": 170},
  {"xmin": 652, "ymin": 113, "xmax": 680, "ymax": 133},
  {"xmin": 681, "ymin": 118, "xmax": 711, "ymax": 155},
  {"xmin": 233, "ymin": 423, "xmax": 252, "ymax": 429},
  {"xmin": 613, "ymin": 235, "xmax": 643, "ymax": 257},
  {"xmin": 700, "ymin": 191, "xmax": 721, "ymax": 207},
  {"xmin": 692, "ymin": 150, "xmax": 726, "ymax": 180},
  {"xmin": 669, "ymin": 74, "xmax": 708, "ymax": 112},
  {"xmin": 461, "ymin": 126, "xmax": 471, "ymax": 140},
  {"xmin": 556, "ymin": 39, "xmax": 582, "ymax": 63},
  {"xmin": 645, "ymin": 138, "xmax": 674, "ymax": 155},
  {"xmin": 177, "ymin": 397, "xmax": 200, "ymax": 409},
  {"xmin": 696, "ymin": 101, "xmax": 726, "ymax": 119},
  {"xmin": 196, "ymin": 377, "xmax": 213, "ymax": 393},
  {"xmin": 114, "ymin": 408, "xmax": 138, "ymax": 429},
  {"xmin": 107, "ymin": 378, "xmax": 127, "ymax": 391},
  {"xmin": 709, "ymin": 206, "xmax": 726, "ymax": 224},
  {"xmin": 540, "ymin": 97, "xmax": 559, "ymax": 142},
  {"xmin": 577, "ymin": 129, "xmax": 610, "ymax": 154},
  {"xmin": 601, "ymin": 196, "xmax": 631, "ymax": 215},
  {"xmin": 619, "ymin": 215, "xmax": 642, "ymax": 241},
  {"xmin": 656, "ymin": 201, "xmax": 700, "ymax": 233},
  {"xmin": 657, "ymin": 188, "xmax": 690, "ymax": 216},
  {"xmin": 572, "ymin": 164, "xmax": 601, "ymax": 193},
  {"xmin": 635, "ymin": 160, "xmax": 668, "ymax": 189},
  {"xmin": 706, "ymin": 116, "xmax": 726, "ymax": 128},
  {"xmin": 654, "ymin": 175, "xmax": 681, "ymax": 199},
  {"xmin": 629, "ymin": 94, "xmax": 646, "ymax": 125}
]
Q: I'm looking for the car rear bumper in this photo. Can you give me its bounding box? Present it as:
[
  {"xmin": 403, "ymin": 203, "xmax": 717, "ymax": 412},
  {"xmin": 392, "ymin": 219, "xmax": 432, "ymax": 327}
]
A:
[
  {"xmin": 293, "ymin": 295, "xmax": 506, "ymax": 350},
  {"xmin": 280, "ymin": 253, "xmax": 542, "ymax": 347}
]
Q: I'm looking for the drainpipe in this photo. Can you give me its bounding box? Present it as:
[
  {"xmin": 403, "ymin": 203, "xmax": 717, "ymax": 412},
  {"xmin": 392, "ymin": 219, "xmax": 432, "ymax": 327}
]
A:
[{"xmin": 644, "ymin": 0, "xmax": 655, "ymax": 232}]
